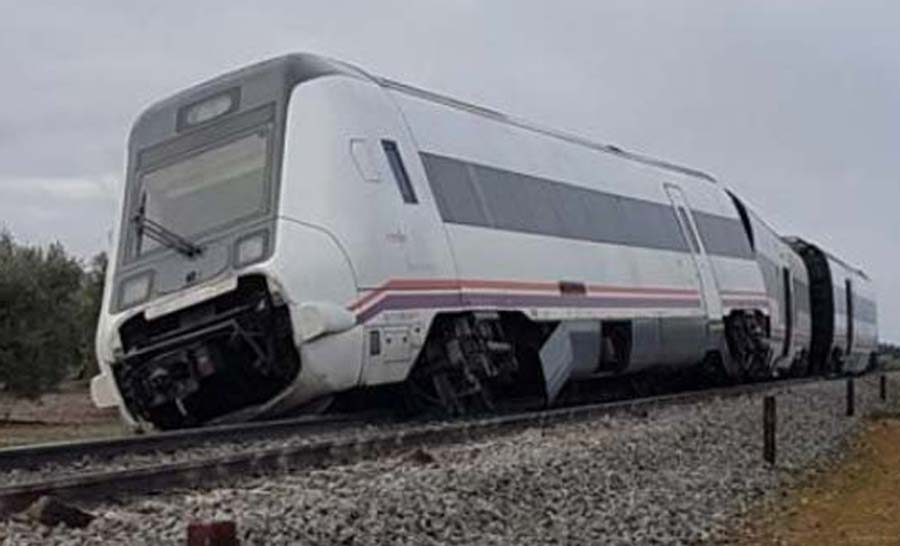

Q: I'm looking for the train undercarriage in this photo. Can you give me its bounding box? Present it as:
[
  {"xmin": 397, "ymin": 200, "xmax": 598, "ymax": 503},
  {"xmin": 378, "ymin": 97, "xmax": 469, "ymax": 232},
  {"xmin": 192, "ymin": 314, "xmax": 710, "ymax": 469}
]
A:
[
  {"xmin": 402, "ymin": 312, "xmax": 684, "ymax": 416},
  {"xmin": 405, "ymin": 312, "xmax": 547, "ymax": 415},
  {"xmin": 719, "ymin": 310, "xmax": 773, "ymax": 382},
  {"xmin": 115, "ymin": 287, "xmax": 813, "ymax": 430},
  {"xmin": 115, "ymin": 276, "xmax": 300, "ymax": 430},
  {"xmin": 403, "ymin": 309, "xmax": 787, "ymax": 416}
]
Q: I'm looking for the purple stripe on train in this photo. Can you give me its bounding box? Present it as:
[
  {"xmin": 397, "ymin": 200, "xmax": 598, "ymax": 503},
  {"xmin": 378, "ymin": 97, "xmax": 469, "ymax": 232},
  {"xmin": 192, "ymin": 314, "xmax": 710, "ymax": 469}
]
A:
[{"xmin": 356, "ymin": 291, "xmax": 703, "ymax": 323}]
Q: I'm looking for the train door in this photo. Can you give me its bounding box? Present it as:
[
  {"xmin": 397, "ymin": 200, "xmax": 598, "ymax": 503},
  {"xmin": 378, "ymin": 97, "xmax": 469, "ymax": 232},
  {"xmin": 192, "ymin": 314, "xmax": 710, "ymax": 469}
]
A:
[
  {"xmin": 845, "ymin": 279, "xmax": 854, "ymax": 354},
  {"xmin": 663, "ymin": 184, "xmax": 723, "ymax": 320},
  {"xmin": 364, "ymin": 136, "xmax": 457, "ymax": 280},
  {"xmin": 781, "ymin": 268, "xmax": 793, "ymax": 357}
]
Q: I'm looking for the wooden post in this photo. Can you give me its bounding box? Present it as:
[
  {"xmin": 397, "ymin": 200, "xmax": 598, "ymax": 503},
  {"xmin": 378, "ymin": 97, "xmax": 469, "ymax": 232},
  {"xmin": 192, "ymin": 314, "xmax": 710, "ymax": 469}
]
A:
[
  {"xmin": 880, "ymin": 374, "xmax": 887, "ymax": 402},
  {"xmin": 846, "ymin": 378, "xmax": 855, "ymax": 417},
  {"xmin": 763, "ymin": 395, "xmax": 776, "ymax": 465},
  {"xmin": 187, "ymin": 521, "xmax": 239, "ymax": 546}
]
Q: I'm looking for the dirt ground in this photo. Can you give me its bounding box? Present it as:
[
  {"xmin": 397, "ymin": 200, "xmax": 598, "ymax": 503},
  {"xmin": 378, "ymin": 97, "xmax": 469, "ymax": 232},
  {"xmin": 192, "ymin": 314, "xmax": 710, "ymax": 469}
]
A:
[
  {"xmin": 736, "ymin": 414, "xmax": 900, "ymax": 545},
  {"xmin": 0, "ymin": 421, "xmax": 126, "ymax": 448},
  {"xmin": 0, "ymin": 383, "xmax": 124, "ymax": 447}
]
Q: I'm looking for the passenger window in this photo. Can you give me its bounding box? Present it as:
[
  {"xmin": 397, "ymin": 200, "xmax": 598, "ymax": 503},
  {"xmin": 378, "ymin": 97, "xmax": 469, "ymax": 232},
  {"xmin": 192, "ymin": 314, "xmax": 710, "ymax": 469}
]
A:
[
  {"xmin": 382, "ymin": 140, "xmax": 418, "ymax": 204},
  {"xmin": 420, "ymin": 152, "xmax": 489, "ymax": 225}
]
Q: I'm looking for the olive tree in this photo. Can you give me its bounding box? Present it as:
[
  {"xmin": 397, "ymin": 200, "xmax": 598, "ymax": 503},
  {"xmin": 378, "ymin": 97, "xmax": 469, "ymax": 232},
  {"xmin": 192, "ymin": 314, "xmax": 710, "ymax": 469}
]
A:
[{"xmin": 0, "ymin": 231, "xmax": 93, "ymax": 397}]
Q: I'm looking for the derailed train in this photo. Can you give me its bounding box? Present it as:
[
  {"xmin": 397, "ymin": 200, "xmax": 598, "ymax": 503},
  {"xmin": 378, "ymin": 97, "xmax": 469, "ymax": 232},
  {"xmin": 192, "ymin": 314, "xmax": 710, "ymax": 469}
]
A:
[{"xmin": 90, "ymin": 54, "xmax": 878, "ymax": 430}]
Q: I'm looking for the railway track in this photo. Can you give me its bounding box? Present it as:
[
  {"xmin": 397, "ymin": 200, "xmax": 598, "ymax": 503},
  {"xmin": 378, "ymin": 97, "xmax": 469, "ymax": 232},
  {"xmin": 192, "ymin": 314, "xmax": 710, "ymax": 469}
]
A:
[
  {"xmin": 2, "ymin": 372, "xmax": 883, "ymax": 520},
  {"xmin": 0, "ymin": 411, "xmax": 392, "ymax": 472}
]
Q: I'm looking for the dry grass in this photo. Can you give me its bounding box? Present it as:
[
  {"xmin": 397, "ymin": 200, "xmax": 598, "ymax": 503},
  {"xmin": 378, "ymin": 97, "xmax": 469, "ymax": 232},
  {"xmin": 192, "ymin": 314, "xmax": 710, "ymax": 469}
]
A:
[
  {"xmin": 0, "ymin": 421, "xmax": 127, "ymax": 448},
  {"xmin": 0, "ymin": 384, "xmax": 126, "ymax": 447},
  {"xmin": 736, "ymin": 415, "xmax": 900, "ymax": 545}
]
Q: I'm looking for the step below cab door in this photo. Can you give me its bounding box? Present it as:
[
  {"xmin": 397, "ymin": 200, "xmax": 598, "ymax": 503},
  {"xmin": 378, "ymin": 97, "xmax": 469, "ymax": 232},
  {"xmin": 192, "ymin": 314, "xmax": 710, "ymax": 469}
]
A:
[{"xmin": 663, "ymin": 183, "xmax": 723, "ymax": 321}]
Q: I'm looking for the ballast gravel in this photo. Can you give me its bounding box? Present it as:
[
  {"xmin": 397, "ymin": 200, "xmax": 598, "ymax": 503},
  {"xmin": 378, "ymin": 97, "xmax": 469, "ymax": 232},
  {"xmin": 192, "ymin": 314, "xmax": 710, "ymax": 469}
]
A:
[{"xmin": 1, "ymin": 375, "xmax": 894, "ymax": 545}]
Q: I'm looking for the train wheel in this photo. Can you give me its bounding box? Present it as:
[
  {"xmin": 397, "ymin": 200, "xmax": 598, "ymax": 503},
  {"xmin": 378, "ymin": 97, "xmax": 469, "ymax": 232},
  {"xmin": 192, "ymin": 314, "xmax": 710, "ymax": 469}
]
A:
[
  {"xmin": 701, "ymin": 348, "xmax": 733, "ymax": 385},
  {"xmin": 792, "ymin": 350, "xmax": 811, "ymax": 377},
  {"xmin": 827, "ymin": 348, "xmax": 844, "ymax": 376},
  {"xmin": 407, "ymin": 354, "xmax": 496, "ymax": 416},
  {"xmin": 406, "ymin": 313, "xmax": 516, "ymax": 416},
  {"xmin": 723, "ymin": 311, "xmax": 771, "ymax": 382}
]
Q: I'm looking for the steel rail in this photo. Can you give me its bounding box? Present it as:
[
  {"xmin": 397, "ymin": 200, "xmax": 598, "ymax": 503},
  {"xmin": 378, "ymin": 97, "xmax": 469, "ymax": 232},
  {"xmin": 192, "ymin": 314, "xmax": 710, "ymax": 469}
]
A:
[
  {"xmin": 2, "ymin": 372, "xmax": 884, "ymax": 519},
  {"xmin": 0, "ymin": 411, "xmax": 392, "ymax": 471}
]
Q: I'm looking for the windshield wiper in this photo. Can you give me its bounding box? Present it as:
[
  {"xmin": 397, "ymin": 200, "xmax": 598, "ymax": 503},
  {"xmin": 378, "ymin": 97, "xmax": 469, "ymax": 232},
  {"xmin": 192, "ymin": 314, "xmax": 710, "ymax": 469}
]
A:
[{"xmin": 133, "ymin": 212, "xmax": 203, "ymax": 259}]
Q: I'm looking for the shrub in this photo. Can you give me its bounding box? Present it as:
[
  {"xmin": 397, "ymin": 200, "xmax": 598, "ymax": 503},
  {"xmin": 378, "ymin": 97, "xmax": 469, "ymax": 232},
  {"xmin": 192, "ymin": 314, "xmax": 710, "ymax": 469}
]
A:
[{"xmin": 0, "ymin": 230, "xmax": 105, "ymax": 397}]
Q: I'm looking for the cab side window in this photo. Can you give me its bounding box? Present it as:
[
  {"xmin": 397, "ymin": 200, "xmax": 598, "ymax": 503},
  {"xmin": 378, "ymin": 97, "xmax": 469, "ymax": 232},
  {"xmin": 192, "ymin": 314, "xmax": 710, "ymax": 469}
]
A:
[{"xmin": 382, "ymin": 140, "xmax": 418, "ymax": 204}]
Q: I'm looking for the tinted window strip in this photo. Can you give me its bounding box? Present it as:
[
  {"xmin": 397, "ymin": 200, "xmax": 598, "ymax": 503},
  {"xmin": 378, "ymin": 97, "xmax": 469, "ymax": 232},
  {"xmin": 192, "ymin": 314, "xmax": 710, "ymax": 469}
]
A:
[
  {"xmin": 138, "ymin": 104, "xmax": 275, "ymax": 172},
  {"xmin": 854, "ymin": 296, "xmax": 878, "ymax": 322},
  {"xmin": 691, "ymin": 209, "xmax": 755, "ymax": 259},
  {"xmin": 420, "ymin": 151, "xmax": 755, "ymax": 258}
]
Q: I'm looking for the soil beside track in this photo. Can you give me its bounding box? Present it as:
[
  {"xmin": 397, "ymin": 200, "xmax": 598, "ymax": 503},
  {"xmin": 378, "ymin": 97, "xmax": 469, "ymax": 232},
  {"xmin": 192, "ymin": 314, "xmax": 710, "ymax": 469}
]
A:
[
  {"xmin": 732, "ymin": 412, "xmax": 900, "ymax": 545},
  {"xmin": 0, "ymin": 386, "xmax": 123, "ymax": 448},
  {"xmin": 0, "ymin": 422, "xmax": 124, "ymax": 450}
]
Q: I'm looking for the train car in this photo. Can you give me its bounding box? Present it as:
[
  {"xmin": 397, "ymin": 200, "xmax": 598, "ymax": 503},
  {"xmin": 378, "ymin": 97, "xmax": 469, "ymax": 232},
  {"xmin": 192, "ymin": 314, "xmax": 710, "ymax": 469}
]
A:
[
  {"xmin": 786, "ymin": 237, "xmax": 878, "ymax": 374},
  {"xmin": 725, "ymin": 196, "xmax": 813, "ymax": 377},
  {"xmin": 90, "ymin": 54, "xmax": 816, "ymax": 429},
  {"xmin": 780, "ymin": 241, "xmax": 813, "ymax": 374}
]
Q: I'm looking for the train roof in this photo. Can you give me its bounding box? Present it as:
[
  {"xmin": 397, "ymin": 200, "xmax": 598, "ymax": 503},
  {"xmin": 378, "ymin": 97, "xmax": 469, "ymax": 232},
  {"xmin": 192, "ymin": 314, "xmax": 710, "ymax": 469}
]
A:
[
  {"xmin": 783, "ymin": 236, "xmax": 870, "ymax": 280},
  {"xmin": 376, "ymin": 77, "xmax": 719, "ymax": 184},
  {"xmin": 132, "ymin": 54, "xmax": 366, "ymax": 135},
  {"xmin": 134, "ymin": 53, "xmax": 719, "ymax": 185}
]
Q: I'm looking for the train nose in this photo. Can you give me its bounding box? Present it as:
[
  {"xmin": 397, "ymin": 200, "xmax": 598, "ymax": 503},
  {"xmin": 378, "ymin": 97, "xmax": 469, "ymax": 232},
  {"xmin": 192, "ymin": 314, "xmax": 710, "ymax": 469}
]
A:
[{"xmin": 112, "ymin": 275, "xmax": 302, "ymax": 429}]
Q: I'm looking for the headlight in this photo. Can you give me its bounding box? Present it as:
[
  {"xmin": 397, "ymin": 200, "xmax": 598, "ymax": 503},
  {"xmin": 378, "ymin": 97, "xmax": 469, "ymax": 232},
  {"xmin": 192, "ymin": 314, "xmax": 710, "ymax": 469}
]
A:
[
  {"xmin": 234, "ymin": 231, "xmax": 268, "ymax": 267},
  {"xmin": 178, "ymin": 88, "xmax": 239, "ymax": 129},
  {"xmin": 119, "ymin": 272, "xmax": 153, "ymax": 309}
]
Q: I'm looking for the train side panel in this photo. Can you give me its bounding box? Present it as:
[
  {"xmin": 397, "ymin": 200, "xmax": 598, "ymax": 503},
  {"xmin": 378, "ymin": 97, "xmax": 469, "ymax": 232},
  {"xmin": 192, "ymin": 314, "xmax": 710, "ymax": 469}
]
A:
[
  {"xmin": 827, "ymin": 257, "xmax": 877, "ymax": 373},
  {"xmin": 388, "ymin": 88, "xmax": 769, "ymax": 374},
  {"xmin": 280, "ymin": 75, "xmax": 462, "ymax": 390},
  {"xmin": 786, "ymin": 237, "xmax": 877, "ymax": 375},
  {"xmin": 739, "ymin": 208, "xmax": 813, "ymax": 374},
  {"xmin": 851, "ymin": 272, "xmax": 878, "ymax": 371}
]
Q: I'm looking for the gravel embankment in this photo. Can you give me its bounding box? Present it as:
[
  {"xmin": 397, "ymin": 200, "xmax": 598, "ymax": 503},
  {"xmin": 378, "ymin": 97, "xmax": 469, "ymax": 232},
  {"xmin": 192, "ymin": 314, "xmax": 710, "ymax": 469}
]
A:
[{"xmin": 1, "ymin": 375, "xmax": 895, "ymax": 545}]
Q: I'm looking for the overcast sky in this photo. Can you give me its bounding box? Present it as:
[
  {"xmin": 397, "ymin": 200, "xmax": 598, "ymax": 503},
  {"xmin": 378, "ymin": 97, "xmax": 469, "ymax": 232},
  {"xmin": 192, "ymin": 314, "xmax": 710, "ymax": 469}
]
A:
[{"xmin": 1, "ymin": 1, "xmax": 897, "ymax": 341}]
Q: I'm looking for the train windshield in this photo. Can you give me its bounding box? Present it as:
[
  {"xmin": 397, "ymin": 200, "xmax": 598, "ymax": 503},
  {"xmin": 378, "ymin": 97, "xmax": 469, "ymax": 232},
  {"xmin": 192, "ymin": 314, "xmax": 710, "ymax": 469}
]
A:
[{"xmin": 134, "ymin": 129, "xmax": 270, "ymax": 257}]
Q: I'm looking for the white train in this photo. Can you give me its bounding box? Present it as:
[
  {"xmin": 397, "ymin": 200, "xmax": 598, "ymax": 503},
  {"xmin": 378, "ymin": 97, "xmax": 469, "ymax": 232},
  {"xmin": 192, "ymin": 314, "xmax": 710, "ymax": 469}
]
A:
[{"xmin": 90, "ymin": 54, "xmax": 878, "ymax": 429}]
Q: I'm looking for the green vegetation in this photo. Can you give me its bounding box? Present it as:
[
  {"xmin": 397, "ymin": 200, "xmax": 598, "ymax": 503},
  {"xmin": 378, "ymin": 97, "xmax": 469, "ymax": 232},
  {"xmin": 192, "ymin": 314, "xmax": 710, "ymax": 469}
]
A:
[
  {"xmin": 0, "ymin": 230, "xmax": 106, "ymax": 398},
  {"xmin": 880, "ymin": 343, "xmax": 900, "ymax": 358},
  {"xmin": 879, "ymin": 343, "xmax": 900, "ymax": 371}
]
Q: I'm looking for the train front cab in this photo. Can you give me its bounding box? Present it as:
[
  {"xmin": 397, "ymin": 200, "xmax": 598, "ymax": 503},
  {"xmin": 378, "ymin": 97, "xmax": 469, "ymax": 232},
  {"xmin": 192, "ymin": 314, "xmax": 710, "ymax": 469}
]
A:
[{"xmin": 89, "ymin": 56, "xmax": 411, "ymax": 429}]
